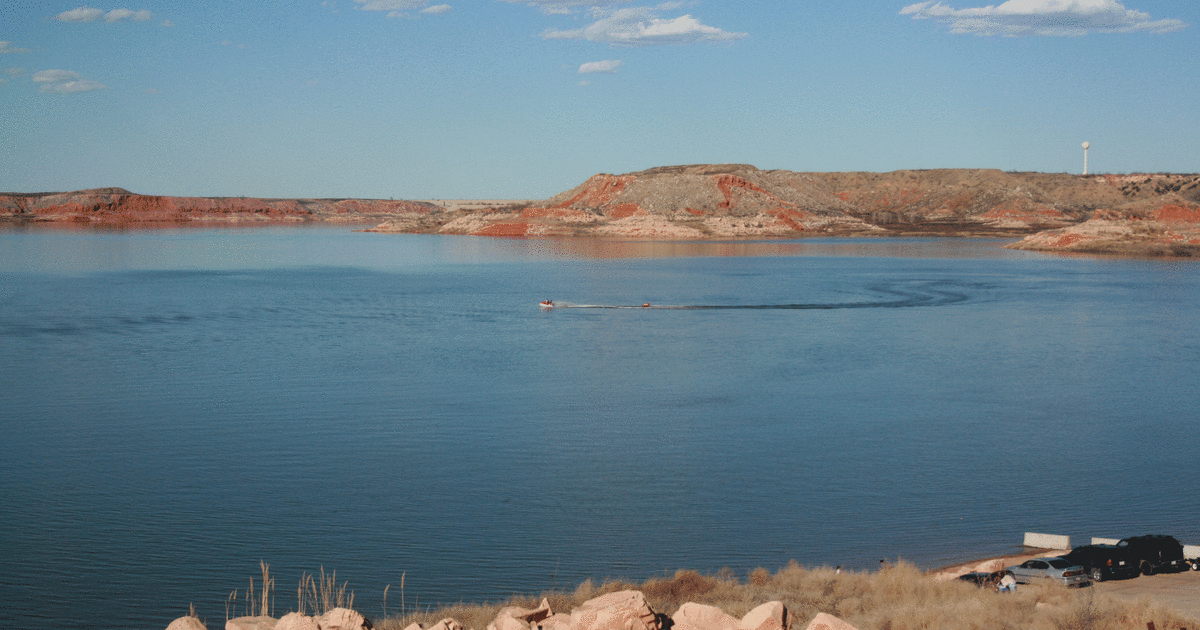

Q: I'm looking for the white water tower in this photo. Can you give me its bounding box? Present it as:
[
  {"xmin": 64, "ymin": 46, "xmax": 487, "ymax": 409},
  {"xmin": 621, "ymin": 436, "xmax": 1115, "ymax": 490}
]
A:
[{"xmin": 1082, "ymin": 141, "xmax": 1090, "ymax": 175}]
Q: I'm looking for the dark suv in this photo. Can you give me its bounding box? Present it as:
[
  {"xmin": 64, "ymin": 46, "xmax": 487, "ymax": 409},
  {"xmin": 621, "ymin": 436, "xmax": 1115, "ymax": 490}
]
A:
[
  {"xmin": 1117, "ymin": 535, "xmax": 1189, "ymax": 575},
  {"xmin": 1061, "ymin": 544, "xmax": 1138, "ymax": 582}
]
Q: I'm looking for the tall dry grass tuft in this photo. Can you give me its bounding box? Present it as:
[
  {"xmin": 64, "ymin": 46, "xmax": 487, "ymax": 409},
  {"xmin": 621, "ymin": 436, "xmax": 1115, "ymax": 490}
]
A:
[
  {"xmin": 260, "ymin": 560, "xmax": 275, "ymax": 617},
  {"xmin": 298, "ymin": 566, "xmax": 354, "ymax": 616}
]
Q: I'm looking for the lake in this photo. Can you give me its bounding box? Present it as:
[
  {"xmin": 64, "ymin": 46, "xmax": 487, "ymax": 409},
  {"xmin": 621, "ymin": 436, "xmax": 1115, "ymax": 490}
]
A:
[{"xmin": 2, "ymin": 226, "xmax": 1198, "ymax": 630}]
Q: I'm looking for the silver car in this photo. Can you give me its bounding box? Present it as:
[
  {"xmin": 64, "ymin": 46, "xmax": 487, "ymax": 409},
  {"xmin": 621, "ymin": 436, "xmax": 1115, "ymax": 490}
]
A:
[{"xmin": 1009, "ymin": 557, "xmax": 1092, "ymax": 587}]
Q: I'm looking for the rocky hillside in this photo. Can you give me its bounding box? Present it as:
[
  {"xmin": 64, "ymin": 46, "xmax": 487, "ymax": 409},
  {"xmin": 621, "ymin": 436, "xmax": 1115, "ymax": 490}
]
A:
[
  {"xmin": 366, "ymin": 165, "xmax": 1200, "ymax": 255},
  {"xmin": 8, "ymin": 167, "xmax": 1200, "ymax": 256},
  {"xmin": 0, "ymin": 188, "xmax": 439, "ymax": 224}
]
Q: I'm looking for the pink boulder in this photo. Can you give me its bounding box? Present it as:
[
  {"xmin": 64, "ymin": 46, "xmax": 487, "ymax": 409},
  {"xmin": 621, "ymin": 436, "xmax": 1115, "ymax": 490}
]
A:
[
  {"xmin": 317, "ymin": 607, "xmax": 371, "ymax": 630},
  {"xmin": 166, "ymin": 616, "xmax": 207, "ymax": 630},
  {"xmin": 571, "ymin": 590, "xmax": 659, "ymax": 630},
  {"xmin": 226, "ymin": 615, "xmax": 277, "ymax": 630},
  {"xmin": 500, "ymin": 598, "xmax": 554, "ymax": 623},
  {"xmin": 275, "ymin": 612, "xmax": 320, "ymax": 630},
  {"xmin": 738, "ymin": 602, "xmax": 786, "ymax": 630},
  {"xmin": 539, "ymin": 612, "xmax": 574, "ymax": 630},
  {"xmin": 671, "ymin": 603, "xmax": 739, "ymax": 630}
]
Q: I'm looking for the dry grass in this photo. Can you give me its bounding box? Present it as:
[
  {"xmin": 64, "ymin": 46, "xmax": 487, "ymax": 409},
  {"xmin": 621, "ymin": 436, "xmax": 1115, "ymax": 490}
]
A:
[
  {"xmin": 298, "ymin": 566, "xmax": 355, "ymax": 616},
  {"xmin": 370, "ymin": 562, "xmax": 1199, "ymax": 630},
  {"xmin": 226, "ymin": 560, "xmax": 275, "ymax": 622}
]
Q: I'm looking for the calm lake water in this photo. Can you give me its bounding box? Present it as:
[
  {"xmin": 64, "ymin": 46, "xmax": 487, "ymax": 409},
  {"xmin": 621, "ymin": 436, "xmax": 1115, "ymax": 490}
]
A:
[{"xmin": 2, "ymin": 227, "xmax": 1198, "ymax": 630}]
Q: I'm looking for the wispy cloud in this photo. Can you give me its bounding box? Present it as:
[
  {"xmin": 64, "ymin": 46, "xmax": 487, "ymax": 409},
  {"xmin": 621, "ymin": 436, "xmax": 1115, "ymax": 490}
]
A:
[
  {"xmin": 544, "ymin": 6, "xmax": 747, "ymax": 46},
  {"xmin": 357, "ymin": 0, "xmax": 450, "ymax": 17},
  {"xmin": 103, "ymin": 8, "xmax": 152, "ymax": 22},
  {"xmin": 901, "ymin": 0, "xmax": 1186, "ymax": 36},
  {"xmin": 55, "ymin": 7, "xmax": 154, "ymax": 23},
  {"xmin": 498, "ymin": 0, "xmax": 630, "ymax": 15},
  {"xmin": 2, "ymin": 67, "xmax": 26, "ymax": 85},
  {"xmin": 1, "ymin": 41, "xmax": 31, "ymax": 54},
  {"xmin": 33, "ymin": 69, "xmax": 106, "ymax": 93},
  {"xmin": 579, "ymin": 59, "xmax": 623, "ymax": 73}
]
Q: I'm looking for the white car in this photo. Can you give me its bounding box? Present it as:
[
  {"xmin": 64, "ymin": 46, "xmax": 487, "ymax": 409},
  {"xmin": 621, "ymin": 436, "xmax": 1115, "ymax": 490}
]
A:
[{"xmin": 1009, "ymin": 557, "xmax": 1092, "ymax": 587}]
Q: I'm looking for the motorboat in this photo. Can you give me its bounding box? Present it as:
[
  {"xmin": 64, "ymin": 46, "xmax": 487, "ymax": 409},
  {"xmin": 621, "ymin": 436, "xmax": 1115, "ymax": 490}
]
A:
[{"xmin": 539, "ymin": 300, "xmax": 554, "ymax": 309}]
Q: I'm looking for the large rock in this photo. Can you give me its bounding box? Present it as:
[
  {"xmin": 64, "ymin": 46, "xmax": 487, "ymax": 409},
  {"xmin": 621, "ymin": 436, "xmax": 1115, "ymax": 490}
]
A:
[
  {"xmin": 671, "ymin": 603, "xmax": 738, "ymax": 630},
  {"xmin": 317, "ymin": 607, "xmax": 371, "ymax": 630},
  {"xmin": 803, "ymin": 613, "xmax": 859, "ymax": 630},
  {"xmin": 166, "ymin": 616, "xmax": 207, "ymax": 630},
  {"xmin": 738, "ymin": 602, "xmax": 786, "ymax": 630},
  {"xmin": 275, "ymin": 612, "xmax": 320, "ymax": 630},
  {"xmin": 539, "ymin": 613, "xmax": 574, "ymax": 630},
  {"xmin": 571, "ymin": 590, "xmax": 660, "ymax": 630},
  {"xmin": 490, "ymin": 614, "xmax": 532, "ymax": 630},
  {"xmin": 227, "ymin": 615, "xmax": 278, "ymax": 630},
  {"xmin": 490, "ymin": 600, "xmax": 555, "ymax": 630}
]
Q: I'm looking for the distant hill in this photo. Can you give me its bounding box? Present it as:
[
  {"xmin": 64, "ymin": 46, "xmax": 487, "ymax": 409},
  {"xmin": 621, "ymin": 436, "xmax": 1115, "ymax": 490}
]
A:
[
  {"xmin": 0, "ymin": 188, "xmax": 440, "ymax": 224},
  {"xmin": 366, "ymin": 164, "xmax": 1200, "ymax": 256}
]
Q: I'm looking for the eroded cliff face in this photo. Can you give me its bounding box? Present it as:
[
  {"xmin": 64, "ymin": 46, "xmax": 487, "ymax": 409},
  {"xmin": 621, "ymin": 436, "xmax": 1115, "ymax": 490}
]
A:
[
  {"xmin": 0, "ymin": 188, "xmax": 440, "ymax": 224},
  {"xmin": 1007, "ymin": 194, "xmax": 1200, "ymax": 256},
  {"xmin": 367, "ymin": 166, "xmax": 1200, "ymax": 254}
]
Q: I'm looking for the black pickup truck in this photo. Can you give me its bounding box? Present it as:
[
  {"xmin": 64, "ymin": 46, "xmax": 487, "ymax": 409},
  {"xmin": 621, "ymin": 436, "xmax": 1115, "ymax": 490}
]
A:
[
  {"xmin": 1116, "ymin": 535, "xmax": 1190, "ymax": 575},
  {"xmin": 1061, "ymin": 544, "xmax": 1138, "ymax": 582}
]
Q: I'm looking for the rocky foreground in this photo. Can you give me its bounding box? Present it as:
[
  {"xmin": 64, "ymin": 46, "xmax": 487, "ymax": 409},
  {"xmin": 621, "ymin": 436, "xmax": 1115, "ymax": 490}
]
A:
[
  {"xmin": 6, "ymin": 166, "xmax": 1200, "ymax": 256},
  {"xmin": 166, "ymin": 588, "xmax": 852, "ymax": 630}
]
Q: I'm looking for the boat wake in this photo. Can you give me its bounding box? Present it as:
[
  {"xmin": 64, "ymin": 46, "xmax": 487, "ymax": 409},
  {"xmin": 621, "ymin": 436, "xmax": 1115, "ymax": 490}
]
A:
[{"xmin": 544, "ymin": 279, "xmax": 983, "ymax": 311}]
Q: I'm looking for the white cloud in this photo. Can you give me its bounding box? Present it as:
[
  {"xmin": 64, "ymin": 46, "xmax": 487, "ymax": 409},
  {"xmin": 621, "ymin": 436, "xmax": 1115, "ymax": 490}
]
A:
[
  {"xmin": 104, "ymin": 8, "xmax": 153, "ymax": 22},
  {"xmin": 358, "ymin": 0, "xmax": 424, "ymax": 9},
  {"xmin": 498, "ymin": 0, "xmax": 630, "ymax": 15},
  {"xmin": 33, "ymin": 69, "xmax": 106, "ymax": 93},
  {"xmin": 161, "ymin": 19, "xmax": 175, "ymax": 27},
  {"xmin": 579, "ymin": 59, "xmax": 623, "ymax": 73},
  {"xmin": 33, "ymin": 69, "xmax": 81, "ymax": 83},
  {"xmin": 1, "ymin": 41, "xmax": 31, "ymax": 54},
  {"xmin": 41, "ymin": 79, "xmax": 107, "ymax": 93},
  {"xmin": 901, "ymin": 0, "xmax": 1186, "ymax": 36},
  {"xmin": 544, "ymin": 6, "xmax": 747, "ymax": 46},
  {"xmin": 55, "ymin": 6, "xmax": 155, "ymax": 23},
  {"xmin": 56, "ymin": 7, "xmax": 105, "ymax": 22},
  {"xmin": 356, "ymin": 0, "xmax": 449, "ymax": 17},
  {"xmin": 578, "ymin": 80, "xmax": 592, "ymax": 86}
]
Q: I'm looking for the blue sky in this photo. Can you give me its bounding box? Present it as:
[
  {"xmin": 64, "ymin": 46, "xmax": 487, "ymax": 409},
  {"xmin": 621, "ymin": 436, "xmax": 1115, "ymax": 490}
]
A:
[{"xmin": 2, "ymin": 0, "xmax": 1196, "ymax": 199}]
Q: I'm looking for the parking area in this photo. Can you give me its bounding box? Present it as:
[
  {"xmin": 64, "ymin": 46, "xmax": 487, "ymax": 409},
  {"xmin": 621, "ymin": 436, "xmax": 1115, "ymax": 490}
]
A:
[
  {"xmin": 933, "ymin": 552, "xmax": 1200, "ymax": 621},
  {"xmin": 1091, "ymin": 570, "xmax": 1200, "ymax": 620}
]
